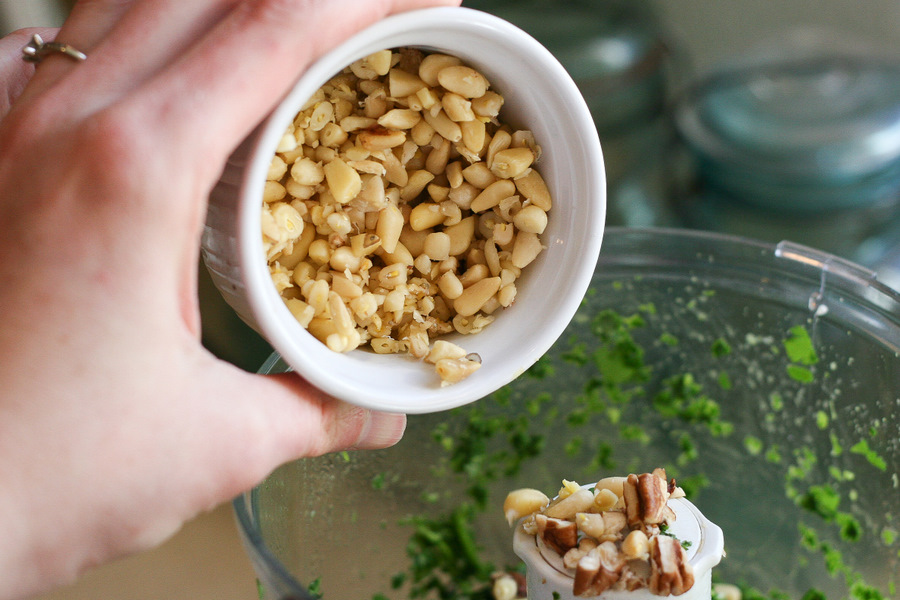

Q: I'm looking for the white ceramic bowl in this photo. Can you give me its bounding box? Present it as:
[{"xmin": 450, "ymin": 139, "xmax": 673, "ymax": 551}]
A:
[{"xmin": 202, "ymin": 6, "xmax": 606, "ymax": 414}]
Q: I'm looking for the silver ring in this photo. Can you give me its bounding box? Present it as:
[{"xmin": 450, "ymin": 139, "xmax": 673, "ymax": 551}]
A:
[{"xmin": 22, "ymin": 33, "xmax": 87, "ymax": 64}]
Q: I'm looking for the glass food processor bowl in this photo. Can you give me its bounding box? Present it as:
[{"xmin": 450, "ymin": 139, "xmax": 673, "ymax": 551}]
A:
[{"xmin": 235, "ymin": 228, "xmax": 900, "ymax": 600}]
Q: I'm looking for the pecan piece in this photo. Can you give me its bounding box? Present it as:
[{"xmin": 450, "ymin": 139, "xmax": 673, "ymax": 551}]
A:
[
  {"xmin": 535, "ymin": 514, "xmax": 578, "ymax": 555},
  {"xmin": 623, "ymin": 471, "xmax": 670, "ymax": 528},
  {"xmin": 573, "ymin": 541, "xmax": 625, "ymax": 596},
  {"xmin": 649, "ymin": 535, "xmax": 695, "ymax": 596}
]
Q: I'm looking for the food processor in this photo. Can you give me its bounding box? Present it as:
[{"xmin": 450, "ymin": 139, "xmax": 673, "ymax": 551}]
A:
[{"xmin": 234, "ymin": 228, "xmax": 899, "ymax": 600}]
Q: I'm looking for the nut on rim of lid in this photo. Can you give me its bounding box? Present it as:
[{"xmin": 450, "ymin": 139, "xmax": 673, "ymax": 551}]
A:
[{"xmin": 513, "ymin": 497, "xmax": 725, "ymax": 600}]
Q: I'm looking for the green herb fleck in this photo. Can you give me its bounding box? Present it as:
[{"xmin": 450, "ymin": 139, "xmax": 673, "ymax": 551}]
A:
[
  {"xmin": 815, "ymin": 410, "xmax": 829, "ymax": 429},
  {"xmin": 371, "ymin": 473, "xmax": 386, "ymax": 490},
  {"xmin": 564, "ymin": 437, "xmax": 583, "ymax": 456},
  {"xmin": 525, "ymin": 354, "xmax": 555, "ymax": 379},
  {"xmin": 659, "ymin": 333, "xmax": 679, "ymax": 346},
  {"xmin": 787, "ymin": 364, "xmax": 814, "ymax": 383},
  {"xmin": 784, "ymin": 325, "xmax": 818, "ymax": 365},
  {"xmin": 306, "ymin": 577, "xmax": 323, "ymax": 599},
  {"xmin": 711, "ymin": 338, "xmax": 732, "ymax": 357},
  {"xmin": 882, "ymin": 527, "xmax": 897, "ymax": 546},
  {"xmin": 850, "ymin": 439, "xmax": 887, "ymax": 471},
  {"xmin": 717, "ymin": 371, "xmax": 732, "ymax": 390},
  {"xmin": 743, "ymin": 435, "xmax": 764, "ymax": 456},
  {"xmin": 769, "ymin": 392, "xmax": 784, "ymax": 411},
  {"xmin": 798, "ymin": 484, "xmax": 841, "ymax": 520}
]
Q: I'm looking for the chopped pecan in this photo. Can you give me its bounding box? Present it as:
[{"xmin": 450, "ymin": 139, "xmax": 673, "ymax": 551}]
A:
[
  {"xmin": 563, "ymin": 537, "xmax": 599, "ymax": 569},
  {"xmin": 573, "ymin": 541, "xmax": 625, "ymax": 596},
  {"xmin": 617, "ymin": 560, "xmax": 651, "ymax": 591},
  {"xmin": 623, "ymin": 471, "xmax": 670, "ymax": 527},
  {"xmin": 649, "ymin": 535, "xmax": 695, "ymax": 596},
  {"xmin": 535, "ymin": 514, "xmax": 578, "ymax": 555}
]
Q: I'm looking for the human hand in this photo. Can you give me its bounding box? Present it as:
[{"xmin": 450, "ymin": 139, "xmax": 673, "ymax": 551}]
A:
[{"xmin": 0, "ymin": 1, "xmax": 458, "ymax": 598}]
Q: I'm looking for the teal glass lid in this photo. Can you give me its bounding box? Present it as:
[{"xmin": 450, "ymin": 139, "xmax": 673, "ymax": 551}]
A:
[{"xmin": 676, "ymin": 31, "xmax": 900, "ymax": 211}]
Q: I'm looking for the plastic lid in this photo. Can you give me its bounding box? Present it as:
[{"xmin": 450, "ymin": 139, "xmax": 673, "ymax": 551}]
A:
[{"xmin": 676, "ymin": 30, "xmax": 900, "ymax": 211}]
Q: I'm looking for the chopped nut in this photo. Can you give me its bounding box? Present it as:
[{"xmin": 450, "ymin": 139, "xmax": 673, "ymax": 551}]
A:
[
  {"xmin": 263, "ymin": 48, "xmax": 553, "ymax": 387},
  {"xmin": 503, "ymin": 488, "xmax": 549, "ymax": 526},
  {"xmin": 624, "ymin": 471, "xmax": 670, "ymax": 528},
  {"xmin": 535, "ymin": 514, "xmax": 578, "ymax": 555},
  {"xmin": 564, "ymin": 538, "xmax": 600, "ymax": 569},
  {"xmin": 649, "ymin": 535, "xmax": 695, "ymax": 596},
  {"xmin": 573, "ymin": 541, "xmax": 625, "ymax": 597},
  {"xmin": 545, "ymin": 488, "xmax": 594, "ymax": 520}
]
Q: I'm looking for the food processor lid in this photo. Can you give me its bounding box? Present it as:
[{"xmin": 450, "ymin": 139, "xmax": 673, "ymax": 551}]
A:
[{"xmin": 675, "ymin": 29, "xmax": 900, "ymax": 209}]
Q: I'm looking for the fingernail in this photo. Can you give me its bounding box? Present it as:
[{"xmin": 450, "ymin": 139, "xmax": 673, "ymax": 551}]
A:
[{"xmin": 355, "ymin": 410, "xmax": 407, "ymax": 449}]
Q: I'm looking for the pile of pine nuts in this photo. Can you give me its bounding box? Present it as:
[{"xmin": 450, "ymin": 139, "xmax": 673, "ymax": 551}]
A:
[{"xmin": 261, "ymin": 47, "xmax": 552, "ymax": 385}]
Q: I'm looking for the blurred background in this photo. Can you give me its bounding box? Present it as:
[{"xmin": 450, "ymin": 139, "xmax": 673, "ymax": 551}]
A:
[{"xmin": 3, "ymin": 0, "xmax": 900, "ymax": 598}]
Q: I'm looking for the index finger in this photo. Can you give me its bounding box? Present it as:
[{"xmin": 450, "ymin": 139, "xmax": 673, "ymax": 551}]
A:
[{"xmin": 128, "ymin": 0, "xmax": 461, "ymax": 167}]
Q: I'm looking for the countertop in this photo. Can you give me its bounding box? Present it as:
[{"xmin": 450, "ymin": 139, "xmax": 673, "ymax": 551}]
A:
[{"xmin": 34, "ymin": 502, "xmax": 259, "ymax": 600}]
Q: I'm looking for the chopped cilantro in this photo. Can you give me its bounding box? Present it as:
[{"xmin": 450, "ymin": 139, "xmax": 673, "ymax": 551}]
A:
[
  {"xmin": 564, "ymin": 436, "xmax": 583, "ymax": 456},
  {"xmin": 815, "ymin": 410, "xmax": 829, "ymax": 430},
  {"xmin": 850, "ymin": 439, "xmax": 887, "ymax": 471},
  {"xmin": 525, "ymin": 354, "xmax": 555, "ymax": 379},
  {"xmin": 306, "ymin": 577, "xmax": 323, "ymax": 599},
  {"xmin": 743, "ymin": 435, "xmax": 764, "ymax": 456},
  {"xmin": 711, "ymin": 338, "xmax": 732, "ymax": 357},
  {"xmin": 798, "ymin": 484, "xmax": 841, "ymax": 520},
  {"xmin": 659, "ymin": 332, "xmax": 679, "ymax": 346},
  {"xmin": 787, "ymin": 364, "xmax": 814, "ymax": 383},
  {"xmin": 717, "ymin": 371, "xmax": 732, "ymax": 390},
  {"xmin": 769, "ymin": 392, "xmax": 784, "ymax": 411},
  {"xmin": 371, "ymin": 473, "xmax": 386, "ymax": 490},
  {"xmin": 784, "ymin": 325, "xmax": 819, "ymax": 365}
]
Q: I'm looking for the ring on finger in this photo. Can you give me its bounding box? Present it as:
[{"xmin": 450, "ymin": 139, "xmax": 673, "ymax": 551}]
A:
[{"xmin": 22, "ymin": 33, "xmax": 87, "ymax": 64}]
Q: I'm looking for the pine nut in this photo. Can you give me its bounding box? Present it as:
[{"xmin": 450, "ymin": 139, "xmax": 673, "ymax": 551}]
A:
[
  {"xmin": 418, "ymin": 53, "xmax": 462, "ymax": 86},
  {"xmin": 375, "ymin": 203, "xmax": 403, "ymax": 253},
  {"xmin": 462, "ymin": 162, "xmax": 497, "ymax": 189},
  {"xmin": 388, "ymin": 67, "xmax": 426, "ymax": 97},
  {"xmin": 490, "ymin": 147, "xmax": 534, "ymax": 179},
  {"xmin": 438, "ymin": 270, "xmax": 464, "ymax": 299},
  {"xmin": 513, "ymin": 204, "xmax": 548, "ymax": 234},
  {"xmin": 454, "ymin": 276, "xmax": 500, "ymax": 316},
  {"xmin": 409, "ymin": 202, "xmax": 445, "ymax": 231},
  {"xmin": 377, "ymin": 108, "xmax": 421, "ymax": 130},
  {"xmin": 358, "ymin": 127, "xmax": 406, "ymax": 151},
  {"xmin": 424, "ymin": 232, "xmax": 451, "ymax": 261},
  {"xmin": 470, "ymin": 179, "xmax": 516, "ymax": 213},
  {"xmin": 401, "ymin": 170, "xmax": 435, "ymax": 202},
  {"xmin": 460, "ymin": 119, "xmax": 487, "ymax": 154},
  {"xmin": 503, "ymin": 488, "xmax": 550, "ymax": 525},
  {"xmin": 323, "ymin": 157, "xmax": 361, "ymax": 204},
  {"xmin": 471, "ymin": 90, "xmax": 504, "ymax": 118},
  {"xmin": 442, "ymin": 92, "xmax": 476, "ymax": 122},
  {"xmin": 512, "ymin": 231, "xmax": 543, "ymax": 268},
  {"xmin": 422, "ymin": 109, "xmax": 462, "ymax": 143},
  {"xmin": 437, "ymin": 65, "xmax": 489, "ymax": 98}
]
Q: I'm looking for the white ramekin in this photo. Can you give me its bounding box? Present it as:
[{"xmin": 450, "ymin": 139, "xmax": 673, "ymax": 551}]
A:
[{"xmin": 202, "ymin": 6, "xmax": 606, "ymax": 413}]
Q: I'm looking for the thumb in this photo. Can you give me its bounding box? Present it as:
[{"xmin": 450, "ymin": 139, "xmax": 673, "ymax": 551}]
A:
[
  {"xmin": 199, "ymin": 365, "xmax": 407, "ymax": 500},
  {"xmin": 264, "ymin": 371, "xmax": 408, "ymax": 456}
]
